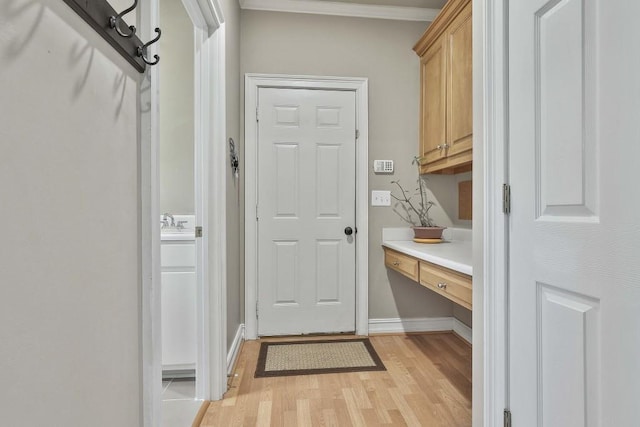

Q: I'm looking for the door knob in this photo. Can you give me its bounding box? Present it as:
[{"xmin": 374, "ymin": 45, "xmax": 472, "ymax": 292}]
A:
[{"xmin": 344, "ymin": 227, "xmax": 353, "ymax": 236}]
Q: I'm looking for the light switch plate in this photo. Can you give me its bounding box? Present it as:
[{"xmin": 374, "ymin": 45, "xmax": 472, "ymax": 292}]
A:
[{"xmin": 371, "ymin": 190, "xmax": 391, "ymax": 206}]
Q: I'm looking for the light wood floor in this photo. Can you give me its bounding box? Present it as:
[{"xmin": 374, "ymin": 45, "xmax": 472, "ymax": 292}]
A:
[{"xmin": 199, "ymin": 333, "xmax": 471, "ymax": 427}]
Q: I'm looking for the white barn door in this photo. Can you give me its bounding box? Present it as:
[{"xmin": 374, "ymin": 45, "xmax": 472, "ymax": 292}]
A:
[
  {"xmin": 508, "ymin": 0, "xmax": 640, "ymax": 425},
  {"xmin": 257, "ymin": 88, "xmax": 357, "ymax": 336}
]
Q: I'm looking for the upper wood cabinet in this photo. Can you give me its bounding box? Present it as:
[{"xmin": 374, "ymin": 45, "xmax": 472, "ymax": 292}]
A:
[
  {"xmin": 414, "ymin": 0, "xmax": 472, "ymax": 174},
  {"xmin": 420, "ymin": 38, "xmax": 447, "ymax": 167}
]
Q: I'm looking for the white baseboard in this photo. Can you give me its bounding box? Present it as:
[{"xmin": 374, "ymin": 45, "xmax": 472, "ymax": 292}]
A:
[
  {"xmin": 368, "ymin": 317, "xmax": 453, "ymax": 334},
  {"xmin": 452, "ymin": 318, "xmax": 472, "ymax": 344},
  {"xmin": 368, "ymin": 317, "xmax": 472, "ymax": 344},
  {"xmin": 227, "ymin": 323, "xmax": 245, "ymax": 375}
]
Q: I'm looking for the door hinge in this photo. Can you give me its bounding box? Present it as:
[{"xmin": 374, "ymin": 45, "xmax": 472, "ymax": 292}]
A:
[
  {"xmin": 503, "ymin": 184, "xmax": 511, "ymax": 214},
  {"xmin": 256, "ymin": 106, "xmax": 259, "ymax": 122},
  {"xmin": 195, "ymin": 226, "xmax": 203, "ymax": 238},
  {"xmin": 504, "ymin": 410, "xmax": 512, "ymax": 427},
  {"xmin": 356, "ymin": 129, "xmax": 360, "ymax": 140},
  {"xmin": 256, "ymin": 204, "xmax": 259, "ymax": 221},
  {"xmin": 256, "ymin": 300, "xmax": 259, "ymax": 318}
]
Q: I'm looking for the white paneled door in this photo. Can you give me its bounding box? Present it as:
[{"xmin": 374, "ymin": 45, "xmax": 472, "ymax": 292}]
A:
[
  {"xmin": 257, "ymin": 88, "xmax": 357, "ymax": 336},
  {"xmin": 508, "ymin": 0, "xmax": 640, "ymax": 425}
]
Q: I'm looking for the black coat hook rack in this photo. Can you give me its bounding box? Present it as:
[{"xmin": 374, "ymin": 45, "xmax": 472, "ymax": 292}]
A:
[
  {"xmin": 138, "ymin": 28, "xmax": 161, "ymax": 65},
  {"xmin": 109, "ymin": 0, "xmax": 138, "ymax": 38},
  {"xmin": 62, "ymin": 0, "xmax": 161, "ymax": 73}
]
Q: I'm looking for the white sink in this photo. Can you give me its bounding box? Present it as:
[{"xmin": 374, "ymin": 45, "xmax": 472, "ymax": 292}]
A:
[
  {"xmin": 161, "ymin": 229, "xmax": 195, "ymax": 241},
  {"xmin": 160, "ymin": 215, "xmax": 196, "ymax": 241}
]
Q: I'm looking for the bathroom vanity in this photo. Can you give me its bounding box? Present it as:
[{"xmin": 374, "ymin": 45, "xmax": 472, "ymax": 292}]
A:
[{"xmin": 161, "ymin": 216, "xmax": 197, "ymax": 374}]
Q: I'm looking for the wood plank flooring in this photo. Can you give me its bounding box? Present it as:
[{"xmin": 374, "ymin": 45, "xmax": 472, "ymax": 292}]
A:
[{"xmin": 199, "ymin": 333, "xmax": 471, "ymax": 427}]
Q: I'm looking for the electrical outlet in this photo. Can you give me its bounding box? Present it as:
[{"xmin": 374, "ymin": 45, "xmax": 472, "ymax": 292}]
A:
[{"xmin": 371, "ymin": 190, "xmax": 391, "ymax": 206}]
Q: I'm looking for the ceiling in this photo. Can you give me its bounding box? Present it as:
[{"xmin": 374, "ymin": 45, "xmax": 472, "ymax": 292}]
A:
[
  {"xmin": 324, "ymin": 0, "xmax": 447, "ymax": 8},
  {"xmin": 238, "ymin": 0, "xmax": 447, "ymax": 21}
]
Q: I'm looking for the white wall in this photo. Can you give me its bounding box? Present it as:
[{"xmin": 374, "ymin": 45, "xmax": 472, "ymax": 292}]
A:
[
  {"xmin": 159, "ymin": 0, "xmax": 195, "ymax": 215},
  {"xmin": 454, "ymin": 304, "xmax": 472, "ymax": 327},
  {"xmin": 240, "ymin": 10, "xmax": 465, "ymax": 320},
  {"xmin": 221, "ymin": 0, "xmax": 243, "ymax": 349},
  {"xmin": 0, "ymin": 1, "xmax": 141, "ymax": 425}
]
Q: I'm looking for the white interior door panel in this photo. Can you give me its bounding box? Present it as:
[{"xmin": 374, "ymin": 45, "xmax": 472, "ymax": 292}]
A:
[
  {"xmin": 508, "ymin": 0, "xmax": 640, "ymax": 425},
  {"xmin": 257, "ymin": 88, "xmax": 357, "ymax": 336}
]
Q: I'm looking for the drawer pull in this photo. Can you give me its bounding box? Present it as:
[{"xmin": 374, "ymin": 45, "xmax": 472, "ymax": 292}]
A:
[
  {"xmin": 392, "ymin": 261, "xmax": 400, "ymax": 266},
  {"xmin": 437, "ymin": 282, "xmax": 447, "ymax": 289}
]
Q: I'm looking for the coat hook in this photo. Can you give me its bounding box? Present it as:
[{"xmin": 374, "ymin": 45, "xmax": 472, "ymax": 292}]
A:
[
  {"xmin": 137, "ymin": 28, "xmax": 161, "ymax": 66},
  {"xmin": 109, "ymin": 0, "xmax": 138, "ymax": 38}
]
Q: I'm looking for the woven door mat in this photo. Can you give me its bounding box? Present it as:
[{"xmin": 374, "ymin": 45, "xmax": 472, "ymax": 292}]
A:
[{"xmin": 255, "ymin": 338, "xmax": 386, "ymax": 378}]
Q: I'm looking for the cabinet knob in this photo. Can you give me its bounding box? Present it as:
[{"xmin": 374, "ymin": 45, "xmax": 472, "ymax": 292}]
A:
[
  {"xmin": 392, "ymin": 261, "xmax": 400, "ymax": 266},
  {"xmin": 436, "ymin": 145, "xmax": 442, "ymax": 150},
  {"xmin": 437, "ymin": 282, "xmax": 447, "ymax": 289}
]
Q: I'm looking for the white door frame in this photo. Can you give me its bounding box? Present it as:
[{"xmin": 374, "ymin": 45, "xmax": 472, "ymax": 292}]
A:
[
  {"xmin": 244, "ymin": 74, "xmax": 369, "ymax": 340},
  {"xmin": 140, "ymin": 0, "xmax": 227, "ymax": 425},
  {"xmin": 139, "ymin": 1, "xmax": 162, "ymax": 424},
  {"xmin": 181, "ymin": 0, "xmax": 227, "ymax": 403},
  {"xmin": 473, "ymin": 0, "xmax": 509, "ymax": 426}
]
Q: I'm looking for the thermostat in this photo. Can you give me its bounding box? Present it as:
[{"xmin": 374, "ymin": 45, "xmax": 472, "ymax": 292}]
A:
[{"xmin": 373, "ymin": 160, "xmax": 394, "ymax": 173}]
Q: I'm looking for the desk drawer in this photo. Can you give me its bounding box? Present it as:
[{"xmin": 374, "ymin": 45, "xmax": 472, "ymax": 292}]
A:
[
  {"xmin": 384, "ymin": 248, "xmax": 419, "ymax": 282},
  {"xmin": 419, "ymin": 261, "xmax": 472, "ymax": 310}
]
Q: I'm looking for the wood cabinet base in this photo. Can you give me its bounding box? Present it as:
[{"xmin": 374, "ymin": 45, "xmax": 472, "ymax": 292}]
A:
[
  {"xmin": 419, "ymin": 260, "xmax": 472, "ymax": 310},
  {"xmin": 421, "ymin": 150, "xmax": 472, "ymax": 174},
  {"xmin": 384, "ymin": 248, "xmax": 419, "ymax": 282},
  {"xmin": 383, "ymin": 247, "xmax": 472, "ymax": 310}
]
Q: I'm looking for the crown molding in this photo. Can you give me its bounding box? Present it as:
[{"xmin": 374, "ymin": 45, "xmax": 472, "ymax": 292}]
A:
[{"xmin": 239, "ymin": 0, "xmax": 440, "ymax": 22}]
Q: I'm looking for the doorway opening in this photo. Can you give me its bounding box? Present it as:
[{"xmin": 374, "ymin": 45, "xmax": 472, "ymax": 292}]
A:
[
  {"xmin": 158, "ymin": 0, "xmax": 199, "ymax": 417},
  {"xmin": 141, "ymin": 0, "xmax": 227, "ymax": 425}
]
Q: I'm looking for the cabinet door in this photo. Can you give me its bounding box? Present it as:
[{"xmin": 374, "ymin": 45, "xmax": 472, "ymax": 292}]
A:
[
  {"xmin": 446, "ymin": 1, "xmax": 473, "ymax": 157},
  {"xmin": 420, "ymin": 37, "xmax": 447, "ymax": 170},
  {"xmin": 161, "ymin": 271, "xmax": 197, "ymax": 369},
  {"xmin": 160, "ymin": 242, "xmax": 197, "ymax": 370}
]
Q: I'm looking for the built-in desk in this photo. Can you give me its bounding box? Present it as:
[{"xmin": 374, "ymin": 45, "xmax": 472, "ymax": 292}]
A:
[{"xmin": 382, "ymin": 228, "xmax": 472, "ymax": 310}]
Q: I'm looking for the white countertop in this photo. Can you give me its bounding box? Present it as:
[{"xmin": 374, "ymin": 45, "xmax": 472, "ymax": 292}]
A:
[{"xmin": 382, "ymin": 227, "xmax": 473, "ymax": 276}]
